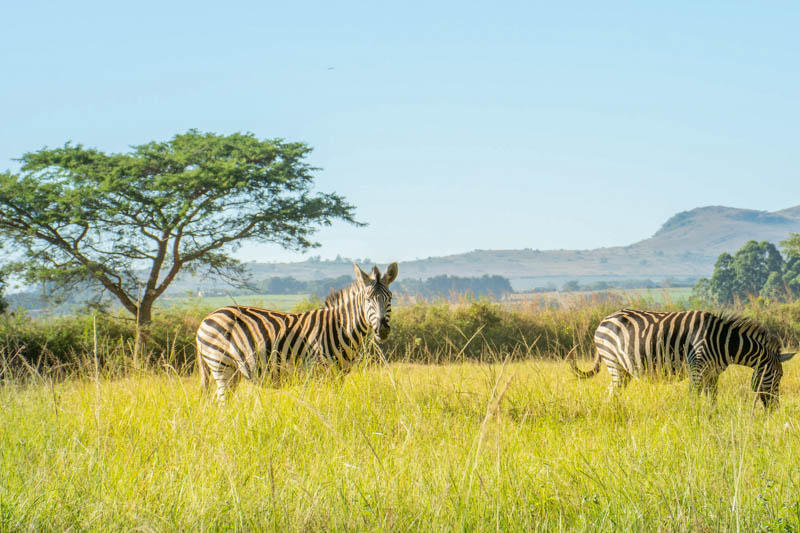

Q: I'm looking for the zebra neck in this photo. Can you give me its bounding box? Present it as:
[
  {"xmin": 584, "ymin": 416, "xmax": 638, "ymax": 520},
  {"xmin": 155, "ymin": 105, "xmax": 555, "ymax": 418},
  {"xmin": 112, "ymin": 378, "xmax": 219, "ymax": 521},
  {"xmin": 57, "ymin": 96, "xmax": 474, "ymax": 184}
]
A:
[
  {"xmin": 327, "ymin": 289, "xmax": 370, "ymax": 344},
  {"xmin": 707, "ymin": 320, "xmax": 765, "ymax": 369}
]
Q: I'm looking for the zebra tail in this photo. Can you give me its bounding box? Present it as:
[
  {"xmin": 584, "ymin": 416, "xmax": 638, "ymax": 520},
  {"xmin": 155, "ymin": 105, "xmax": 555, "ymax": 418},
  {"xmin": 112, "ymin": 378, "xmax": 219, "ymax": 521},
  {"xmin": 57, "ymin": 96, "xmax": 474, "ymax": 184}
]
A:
[
  {"xmin": 197, "ymin": 341, "xmax": 209, "ymax": 393},
  {"xmin": 568, "ymin": 346, "xmax": 601, "ymax": 379}
]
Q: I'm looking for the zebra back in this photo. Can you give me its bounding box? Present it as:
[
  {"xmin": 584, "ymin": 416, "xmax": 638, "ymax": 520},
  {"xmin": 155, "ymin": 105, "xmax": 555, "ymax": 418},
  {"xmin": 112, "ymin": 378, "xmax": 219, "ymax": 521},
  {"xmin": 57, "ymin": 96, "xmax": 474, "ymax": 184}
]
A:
[
  {"xmin": 596, "ymin": 309, "xmax": 783, "ymax": 373},
  {"xmin": 586, "ymin": 308, "xmax": 792, "ymax": 406},
  {"xmin": 196, "ymin": 262, "xmax": 398, "ymax": 400},
  {"xmin": 198, "ymin": 293, "xmax": 370, "ymax": 376}
]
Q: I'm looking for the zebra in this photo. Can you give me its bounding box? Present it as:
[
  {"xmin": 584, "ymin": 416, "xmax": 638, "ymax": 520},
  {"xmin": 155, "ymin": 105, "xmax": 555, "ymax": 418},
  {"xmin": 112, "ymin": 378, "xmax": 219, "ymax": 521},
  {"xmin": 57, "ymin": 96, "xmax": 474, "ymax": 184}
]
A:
[
  {"xmin": 196, "ymin": 262, "xmax": 398, "ymax": 401},
  {"xmin": 570, "ymin": 308, "xmax": 795, "ymax": 407}
]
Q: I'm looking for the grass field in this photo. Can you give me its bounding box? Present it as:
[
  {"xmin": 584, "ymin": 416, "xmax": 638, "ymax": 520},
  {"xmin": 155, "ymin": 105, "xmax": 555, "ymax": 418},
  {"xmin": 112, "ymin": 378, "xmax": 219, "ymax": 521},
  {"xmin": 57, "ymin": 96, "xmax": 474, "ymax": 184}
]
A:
[
  {"xmin": 3, "ymin": 357, "xmax": 800, "ymax": 531},
  {"xmin": 506, "ymin": 287, "xmax": 694, "ymax": 308},
  {"xmin": 159, "ymin": 293, "xmax": 309, "ymax": 312}
]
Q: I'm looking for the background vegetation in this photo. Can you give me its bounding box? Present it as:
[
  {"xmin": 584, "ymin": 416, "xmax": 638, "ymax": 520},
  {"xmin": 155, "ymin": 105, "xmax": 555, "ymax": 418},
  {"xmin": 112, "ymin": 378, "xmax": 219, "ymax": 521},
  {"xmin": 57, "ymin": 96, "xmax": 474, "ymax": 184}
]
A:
[
  {"xmin": 4, "ymin": 274, "xmax": 514, "ymax": 315},
  {"xmin": 3, "ymin": 293, "xmax": 800, "ymax": 382},
  {"xmin": 694, "ymin": 235, "xmax": 800, "ymax": 305},
  {"xmin": 556, "ymin": 277, "xmax": 696, "ymax": 293},
  {"xmin": 256, "ymin": 273, "xmax": 512, "ymax": 300}
]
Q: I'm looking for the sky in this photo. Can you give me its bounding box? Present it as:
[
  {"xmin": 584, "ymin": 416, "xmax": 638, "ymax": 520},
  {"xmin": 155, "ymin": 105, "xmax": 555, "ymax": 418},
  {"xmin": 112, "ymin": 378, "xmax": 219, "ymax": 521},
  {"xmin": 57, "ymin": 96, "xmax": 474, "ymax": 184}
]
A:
[{"xmin": 2, "ymin": 1, "xmax": 799, "ymax": 266}]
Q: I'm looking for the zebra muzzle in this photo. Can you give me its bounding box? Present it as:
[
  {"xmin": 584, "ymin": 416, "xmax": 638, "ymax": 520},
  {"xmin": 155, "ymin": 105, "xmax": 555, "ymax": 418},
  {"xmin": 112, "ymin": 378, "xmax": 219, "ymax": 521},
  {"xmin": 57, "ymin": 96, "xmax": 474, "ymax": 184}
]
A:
[{"xmin": 378, "ymin": 319, "xmax": 391, "ymax": 341}]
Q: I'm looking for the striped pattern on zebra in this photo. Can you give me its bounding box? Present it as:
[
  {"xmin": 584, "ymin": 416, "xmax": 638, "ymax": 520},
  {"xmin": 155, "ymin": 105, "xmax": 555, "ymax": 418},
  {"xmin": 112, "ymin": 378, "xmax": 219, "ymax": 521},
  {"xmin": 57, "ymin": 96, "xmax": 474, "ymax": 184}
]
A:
[
  {"xmin": 570, "ymin": 308, "xmax": 795, "ymax": 407},
  {"xmin": 196, "ymin": 262, "xmax": 398, "ymax": 401}
]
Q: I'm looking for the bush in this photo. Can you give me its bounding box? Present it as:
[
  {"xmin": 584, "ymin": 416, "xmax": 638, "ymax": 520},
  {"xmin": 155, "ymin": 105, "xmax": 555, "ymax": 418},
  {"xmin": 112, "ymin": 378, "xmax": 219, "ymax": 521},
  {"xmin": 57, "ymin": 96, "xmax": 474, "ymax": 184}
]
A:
[
  {"xmin": 0, "ymin": 306, "xmax": 206, "ymax": 379},
  {"xmin": 384, "ymin": 299, "xmax": 619, "ymax": 361},
  {"xmin": 3, "ymin": 298, "xmax": 800, "ymax": 380}
]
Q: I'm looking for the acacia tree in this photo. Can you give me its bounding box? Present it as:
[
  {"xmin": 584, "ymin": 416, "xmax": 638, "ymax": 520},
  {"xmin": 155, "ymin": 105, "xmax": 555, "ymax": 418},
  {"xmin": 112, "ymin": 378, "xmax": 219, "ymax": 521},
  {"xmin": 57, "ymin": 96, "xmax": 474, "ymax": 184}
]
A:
[{"xmin": 0, "ymin": 130, "xmax": 361, "ymax": 361}]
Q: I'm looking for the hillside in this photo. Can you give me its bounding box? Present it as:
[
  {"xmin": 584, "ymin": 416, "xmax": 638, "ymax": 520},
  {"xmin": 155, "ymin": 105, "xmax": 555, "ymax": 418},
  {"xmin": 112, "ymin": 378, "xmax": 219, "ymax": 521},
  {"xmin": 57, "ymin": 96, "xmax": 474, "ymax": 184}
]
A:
[
  {"xmin": 168, "ymin": 204, "xmax": 800, "ymax": 292},
  {"xmin": 631, "ymin": 205, "xmax": 800, "ymax": 254}
]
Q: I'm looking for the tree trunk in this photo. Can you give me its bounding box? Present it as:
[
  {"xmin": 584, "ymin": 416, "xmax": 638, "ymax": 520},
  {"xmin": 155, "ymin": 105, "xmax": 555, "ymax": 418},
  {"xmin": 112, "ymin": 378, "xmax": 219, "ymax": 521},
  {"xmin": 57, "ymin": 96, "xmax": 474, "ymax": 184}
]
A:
[{"xmin": 133, "ymin": 301, "xmax": 153, "ymax": 369}]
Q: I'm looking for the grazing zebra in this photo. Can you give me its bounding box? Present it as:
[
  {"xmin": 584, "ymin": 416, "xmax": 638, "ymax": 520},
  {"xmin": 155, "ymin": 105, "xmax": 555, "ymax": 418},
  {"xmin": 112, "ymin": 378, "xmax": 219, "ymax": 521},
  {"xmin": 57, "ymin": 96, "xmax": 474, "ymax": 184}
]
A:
[
  {"xmin": 570, "ymin": 308, "xmax": 795, "ymax": 407},
  {"xmin": 197, "ymin": 262, "xmax": 398, "ymax": 401}
]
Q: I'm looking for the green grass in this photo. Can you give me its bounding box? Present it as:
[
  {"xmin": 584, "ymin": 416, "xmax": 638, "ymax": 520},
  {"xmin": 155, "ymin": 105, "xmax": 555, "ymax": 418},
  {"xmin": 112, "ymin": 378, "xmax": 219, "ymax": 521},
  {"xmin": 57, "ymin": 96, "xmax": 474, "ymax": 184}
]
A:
[
  {"xmin": 616, "ymin": 286, "xmax": 694, "ymax": 303},
  {"xmin": 3, "ymin": 358, "xmax": 800, "ymax": 531},
  {"xmin": 507, "ymin": 287, "xmax": 694, "ymax": 307},
  {"xmin": 159, "ymin": 293, "xmax": 309, "ymax": 312}
]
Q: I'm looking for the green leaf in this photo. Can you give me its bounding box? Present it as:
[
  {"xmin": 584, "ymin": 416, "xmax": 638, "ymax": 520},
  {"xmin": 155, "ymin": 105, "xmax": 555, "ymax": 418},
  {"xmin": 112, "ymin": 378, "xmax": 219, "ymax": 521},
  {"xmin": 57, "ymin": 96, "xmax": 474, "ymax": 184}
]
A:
[{"xmin": 0, "ymin": 131, "xmax": 362, "ymax": 322}]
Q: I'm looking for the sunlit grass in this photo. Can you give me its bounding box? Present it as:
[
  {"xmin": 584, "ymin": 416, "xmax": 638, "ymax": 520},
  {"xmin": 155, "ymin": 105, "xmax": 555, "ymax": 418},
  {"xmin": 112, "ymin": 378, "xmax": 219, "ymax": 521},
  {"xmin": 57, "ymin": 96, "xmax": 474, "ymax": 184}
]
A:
[
  {"xmin": 158, "ymin": 293, "xmax": 309, "ymax": 312},
  {"xmin": 2, "ymin": 357, "xmax": 800, "ymax": 531}
]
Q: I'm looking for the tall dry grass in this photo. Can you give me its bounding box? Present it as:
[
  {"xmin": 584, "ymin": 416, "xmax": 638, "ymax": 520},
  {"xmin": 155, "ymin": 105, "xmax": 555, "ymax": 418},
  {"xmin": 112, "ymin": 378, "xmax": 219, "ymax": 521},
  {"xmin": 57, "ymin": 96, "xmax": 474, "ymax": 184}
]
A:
[
  {"xmin": 2, "ymin": 353, "xmax": 800, "ymax": 530},
  {"xmin": 1, "ymin": 296, "xmax": 800, "ymax": 529},
  {"xmin": 2, "ymin": 295, "xmax": 799, "ymax": 380}
]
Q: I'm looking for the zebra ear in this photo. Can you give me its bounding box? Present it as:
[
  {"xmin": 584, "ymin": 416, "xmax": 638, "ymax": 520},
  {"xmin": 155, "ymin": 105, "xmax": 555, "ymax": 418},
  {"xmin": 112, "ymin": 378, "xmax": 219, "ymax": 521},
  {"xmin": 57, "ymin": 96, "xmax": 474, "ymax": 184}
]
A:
[
  {"xmin": 353, "ymin": 263, "xmax": 371, "ymax": 286},
  {"xmin": 780, "ymin": 352, "xmax": 796, "ymax": 363},
  {"xmin": 383, "ymin": 262, "xmax": 398, "ymax": 285}
]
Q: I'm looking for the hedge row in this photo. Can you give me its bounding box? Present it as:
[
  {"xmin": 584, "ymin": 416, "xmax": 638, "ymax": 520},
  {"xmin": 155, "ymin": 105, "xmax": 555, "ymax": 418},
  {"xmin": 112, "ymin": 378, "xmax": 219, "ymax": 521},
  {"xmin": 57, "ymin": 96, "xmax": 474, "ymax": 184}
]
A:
[{"xmin": 2, "ymin": 299, "xmax": 799, "ymax": 379}]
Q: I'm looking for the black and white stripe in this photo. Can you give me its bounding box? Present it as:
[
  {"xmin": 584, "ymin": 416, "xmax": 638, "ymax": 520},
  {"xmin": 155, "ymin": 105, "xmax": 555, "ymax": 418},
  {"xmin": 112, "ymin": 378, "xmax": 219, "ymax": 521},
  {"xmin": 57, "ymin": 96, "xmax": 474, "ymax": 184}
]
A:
[
  {"xmin": 197, "ymin": 262, "xmax": 397, "ymax": 401},
  {"xmin": 571, "ymin": 308, "xmax": 795, "ymax": 407}
]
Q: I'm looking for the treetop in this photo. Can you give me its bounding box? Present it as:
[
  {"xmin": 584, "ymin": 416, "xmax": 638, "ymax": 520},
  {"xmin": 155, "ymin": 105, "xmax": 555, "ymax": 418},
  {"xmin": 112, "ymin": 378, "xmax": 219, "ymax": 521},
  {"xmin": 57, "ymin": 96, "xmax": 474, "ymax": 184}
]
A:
[{"xmin": 0, "ymin": 130, "xmax": 363, "ymax": 321}]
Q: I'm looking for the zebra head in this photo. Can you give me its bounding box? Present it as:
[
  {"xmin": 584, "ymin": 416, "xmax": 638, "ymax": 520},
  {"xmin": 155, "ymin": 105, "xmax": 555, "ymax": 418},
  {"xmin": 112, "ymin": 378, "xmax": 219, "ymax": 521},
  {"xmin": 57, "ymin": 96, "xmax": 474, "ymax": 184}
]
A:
[
  {"xmin": 353, "ymin": 262, "xmax": 398, "ymax": 342},
  {"xmin": 753, "ymin": 350, "xmax": 795, "ymax": 408}
]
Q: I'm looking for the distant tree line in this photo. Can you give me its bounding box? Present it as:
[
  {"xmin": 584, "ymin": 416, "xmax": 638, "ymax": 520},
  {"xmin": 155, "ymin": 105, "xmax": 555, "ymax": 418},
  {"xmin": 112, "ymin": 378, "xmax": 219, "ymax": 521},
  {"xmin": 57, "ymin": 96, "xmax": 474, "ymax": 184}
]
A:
[
  {"xmin": 257, "ymin": 275, "xmax": 354, "ymax": 296},
  {"xmin": 302, "ymin": 254, "xmax": 373, "ymax": 264},
  {"xmin": 551, "ymin": 278, "xmax": 697, "ymax": 293},
  {"xmin": 255, "ymin": 274, "xmax": 513, "ymax": 299},
  {"xmin": 3, "ymin": 273, "xmax": 515, "ymax": 312},
  {"xmin": 395, "ymin": 274, "xmax": 512, "ymax": 299},
  {"xmin": 693, "ymin": 234, "xmax": 800, "ymax": 304}
]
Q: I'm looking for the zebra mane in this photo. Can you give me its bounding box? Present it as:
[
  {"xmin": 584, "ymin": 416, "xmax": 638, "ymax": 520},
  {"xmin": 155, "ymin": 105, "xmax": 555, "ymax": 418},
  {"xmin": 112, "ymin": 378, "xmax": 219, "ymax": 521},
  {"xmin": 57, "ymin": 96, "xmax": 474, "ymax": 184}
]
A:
[
  {"xmin": 324, "ymin": 277, "xmax": 385, "ymax": 308},
  {"xmin": 717, "ymin": 312, "xmax": 782, "ymax": 351},
  {"xmin": 324, "ymin": 281, "xmax": 363, "ymax": 308}
]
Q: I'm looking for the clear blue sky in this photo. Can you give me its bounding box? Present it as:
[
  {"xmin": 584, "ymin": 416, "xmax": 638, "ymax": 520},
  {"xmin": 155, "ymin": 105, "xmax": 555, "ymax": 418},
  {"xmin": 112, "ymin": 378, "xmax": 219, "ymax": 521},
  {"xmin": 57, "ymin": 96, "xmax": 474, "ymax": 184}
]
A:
[{"xmin": 2, "ymin": 1, "xmax": 799, "ymax": 265}]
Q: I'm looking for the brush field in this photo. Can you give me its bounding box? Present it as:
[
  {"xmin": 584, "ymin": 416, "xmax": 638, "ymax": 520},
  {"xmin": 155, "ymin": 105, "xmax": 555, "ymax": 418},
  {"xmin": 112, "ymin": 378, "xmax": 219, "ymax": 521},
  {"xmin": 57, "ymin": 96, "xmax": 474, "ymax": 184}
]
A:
[
  {"xmin": 3, "ymin": 356, "xmax": 800, "ymax": 531},
  {"xmin": 159, "ymin": 293, "xmax": 309, "ymax": 312}
]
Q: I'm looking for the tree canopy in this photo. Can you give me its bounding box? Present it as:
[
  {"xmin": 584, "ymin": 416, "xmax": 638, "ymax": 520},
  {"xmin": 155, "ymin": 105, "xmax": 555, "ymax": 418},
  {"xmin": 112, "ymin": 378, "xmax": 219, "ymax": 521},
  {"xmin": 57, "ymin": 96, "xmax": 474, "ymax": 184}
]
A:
[
  {"xmin": 693, "ymin": 237, "xmax": 800, "ymax": 304},
  {"xmin": 0, "ymin": 272, "xmax": 7, "ymax": 314},
  {"xmin": 254, "ymin": 274, "xmax": 514, "ymax": 300},
  {"xmin": 781, "ymin": 232, "xmax": 800, "ymax": 259},
  {"xmin": 0, "ymin": 130, "xmax": 361, "ymax": 327}
]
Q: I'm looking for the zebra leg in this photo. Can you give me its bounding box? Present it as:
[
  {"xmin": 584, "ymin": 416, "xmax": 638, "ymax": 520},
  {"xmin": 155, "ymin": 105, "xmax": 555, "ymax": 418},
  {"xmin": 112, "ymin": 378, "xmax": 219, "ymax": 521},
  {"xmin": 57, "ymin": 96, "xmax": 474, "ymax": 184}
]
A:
[
  {"xmin": 688, "ymin": 369, "xmax": 720, "ymax": 411},
  {"xmin": 606, "ymin": 361, "xmax": 631, "ymax": 397},
  {"xmin": 267, "ymin": 349, "xmax": 283, "ymax": 387},
  {"xmin": 700, "ymin": 373, "xmax": 719, "ymax": 400},
  {"xmin": 196, "ymin": 350, "xmax": 219, "ymax": 398},
  {"xmin": 198, "ymin": 354, "xmax": 209, "ymax": 394},
  {"xmin": 689, "ymin": 364, "xmax": 719, "ymax": 399},
  {"xmin": 207, "ymin": 362, "xmax": 238, "ymax": 403}
]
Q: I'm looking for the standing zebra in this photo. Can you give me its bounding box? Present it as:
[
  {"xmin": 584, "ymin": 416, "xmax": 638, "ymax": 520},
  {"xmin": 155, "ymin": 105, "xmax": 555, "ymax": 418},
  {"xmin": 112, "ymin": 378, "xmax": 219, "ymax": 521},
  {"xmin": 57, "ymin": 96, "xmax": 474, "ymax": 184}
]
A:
[
  {"xmin": 570, "ymin": 308, "xmax": 795, "ymax": 407},
  {"xmin": 196, "ymin": 262, "xmax": 397, "ymax": 401}
]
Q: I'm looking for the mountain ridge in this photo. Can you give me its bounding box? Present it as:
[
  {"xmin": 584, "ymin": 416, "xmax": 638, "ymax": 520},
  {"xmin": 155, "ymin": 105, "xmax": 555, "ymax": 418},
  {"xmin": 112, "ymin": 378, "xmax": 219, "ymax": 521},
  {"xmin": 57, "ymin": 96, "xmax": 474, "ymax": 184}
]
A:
[{"xmin": 172, "ymin": 204, "xmax": 800, "ymax": 292}]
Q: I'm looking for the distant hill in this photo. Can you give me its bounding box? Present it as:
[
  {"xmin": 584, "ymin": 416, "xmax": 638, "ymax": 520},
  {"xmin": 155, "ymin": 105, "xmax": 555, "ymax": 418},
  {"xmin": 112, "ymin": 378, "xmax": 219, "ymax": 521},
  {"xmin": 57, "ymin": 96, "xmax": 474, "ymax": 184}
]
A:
[
  {"xmin": 631, "ymin": 206, "xmax": 800, "ymax": 255},
  {"xmin": 168, "ymin": 205, "xmax": 800, "ymax": 292}
]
